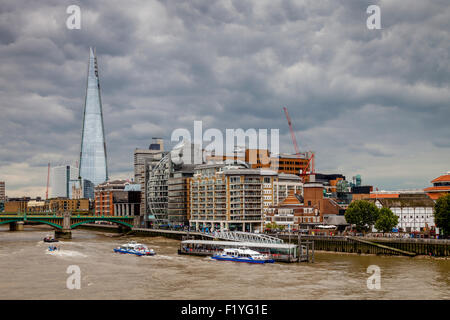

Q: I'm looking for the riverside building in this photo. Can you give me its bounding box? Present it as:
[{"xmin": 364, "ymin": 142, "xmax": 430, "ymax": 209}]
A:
[
  {"xmin": 189, "ymin": 163, "xmax": 303, "ymax": 233},
  {"xmin": 369, "ymin": 191, "xmax": 436, "ymax": 233},
  {"xmin": 134, "ymin": 138, "xmax": 166, "ymax": 226},
  {"xmin": 424, "ymin": 172, "xmax": 450, "ymax": 200},
  {"xmin": 94, "ymin": 180, "xmax": 141, "ymax": 217},
  {"xmin": 146, "ymin": 140, "xmax": 199, "ymax": 227}
]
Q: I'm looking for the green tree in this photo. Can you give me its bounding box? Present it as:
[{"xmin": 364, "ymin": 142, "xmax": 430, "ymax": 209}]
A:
[
  {"xmin": 265, "ymin": 222, "xmax": 285, "ymax": 231},
  {"xmin": 345, "ymin": 200, "xmax": 380, "ymax": 232},
  {"xmin": 375, "ymin": 207, "xmax": 399, "ymax": 233},
  {"xmin": 434, "ymin": 194, "xmax": 450, "ymax": 237}
]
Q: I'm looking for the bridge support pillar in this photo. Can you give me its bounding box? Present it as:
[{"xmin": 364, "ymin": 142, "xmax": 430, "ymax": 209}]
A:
[
  {"xmin": 55, "ymin": 229, "xmax": 72, "ymax": 239},
  {"xmin": 9, "ymin": 221, "xmax": 24, "ymax": 231},
  {"xmin": 118, "ymin": 225, "xmax": 131, "ymax": 234}
]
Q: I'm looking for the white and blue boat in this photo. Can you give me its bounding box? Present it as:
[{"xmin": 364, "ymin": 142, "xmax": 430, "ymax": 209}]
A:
[
  {"xmin": 113, "ymin": 241, "xmax": 155, "ymax": 256},
  {"xmin": 212, "ymin": 247, "xmax": 275, "ymax": 264}
]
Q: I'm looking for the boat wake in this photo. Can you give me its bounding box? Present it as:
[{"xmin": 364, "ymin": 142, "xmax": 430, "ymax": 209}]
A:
[
  {"xmin": 46, "ymin": 250, "xmax": 87, "ymax": 258},
  {"xmin": 149, "ymin": 254, "xmax": 173, "ymax": 260}
]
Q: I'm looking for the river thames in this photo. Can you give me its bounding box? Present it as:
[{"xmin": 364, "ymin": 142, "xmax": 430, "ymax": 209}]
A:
[{"xmin": 0, "ymin": 225, "xmax": 448, "ymax": 300}]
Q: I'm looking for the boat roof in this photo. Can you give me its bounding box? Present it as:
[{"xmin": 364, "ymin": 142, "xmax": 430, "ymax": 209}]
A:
[{"xmin": 181, "ymin": 240, "xmax": 297, "ymax": 249}]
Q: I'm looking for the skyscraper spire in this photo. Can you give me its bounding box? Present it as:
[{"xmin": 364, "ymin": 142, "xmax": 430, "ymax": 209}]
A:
[{"xmin": 79, "ymin": 47, "xmax": 108, "ymax": 198}]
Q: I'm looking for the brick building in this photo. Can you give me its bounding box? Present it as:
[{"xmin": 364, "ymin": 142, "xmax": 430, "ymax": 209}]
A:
[{"xmin": 94, "ymin": 180, "xmax": 141, "ymax": 217}]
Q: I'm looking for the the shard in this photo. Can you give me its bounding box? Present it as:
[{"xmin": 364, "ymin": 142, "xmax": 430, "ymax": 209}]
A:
[{"xmin": 79, "ymin": 47, "xmax": 108, "ymax": 199}]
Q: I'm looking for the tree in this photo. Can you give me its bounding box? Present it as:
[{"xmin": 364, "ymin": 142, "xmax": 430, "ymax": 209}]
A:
[
  {"xmin": 345, "ymin": 200, "xmax": 380, "ymax": 232},
  {"xmin": 434, "ymin": 194, "xmax": 450, "ymax": 237},
  {"xmin": 375, "ymin": 207, "xmax": 399, "ymax": 233},
  {"xmin": 265, "ymin": 222, "xmax": 285, "ymax": 231}
]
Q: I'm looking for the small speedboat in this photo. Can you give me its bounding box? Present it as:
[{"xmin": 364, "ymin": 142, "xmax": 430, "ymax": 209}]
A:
[
  {"xmin": 113, "ymin": 241, "xmax": 155, "ymax": 256},
  {"xmin": 48, "ymin": 245, "xmax": 59, "ymax": 252},
  {"xmin": 212, "ymin": 247, "xmax": 275, "ymax": 264},
  {"xmin": 43, "ymin": 235, "xmax": 59, "ymax": 243}
]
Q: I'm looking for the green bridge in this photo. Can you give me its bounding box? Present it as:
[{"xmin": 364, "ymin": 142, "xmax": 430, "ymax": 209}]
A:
[{"xmin": 0, "ymin": 212, "xmax": 136, "ymax": 239}]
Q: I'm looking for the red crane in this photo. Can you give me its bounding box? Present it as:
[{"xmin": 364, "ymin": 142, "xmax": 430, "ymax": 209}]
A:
[
  {"xmin": 282, "ymin": 107, "xmax": 315, "ymax": 180},
  {"xmin": 46, "ymin": 163, "xmax": 50, "ymax": 200}
]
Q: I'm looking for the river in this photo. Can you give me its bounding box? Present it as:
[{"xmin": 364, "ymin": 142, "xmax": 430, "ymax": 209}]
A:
[{"xmin": 0, "ymin": 225, "xmax": 448, "ymax": 300}]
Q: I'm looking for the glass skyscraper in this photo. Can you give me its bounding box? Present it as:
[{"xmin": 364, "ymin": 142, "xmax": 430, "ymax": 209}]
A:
[{"xmin": 79, "ymin": 47, "xmax": 108, "ymax": 199}]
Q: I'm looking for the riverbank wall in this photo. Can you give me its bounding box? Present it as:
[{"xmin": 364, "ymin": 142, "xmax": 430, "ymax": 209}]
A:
[
  {"xmin": 277, "ymin": 235, "xmax": 450, "ymax": 257},
  {"xmin": 77, "ymin": 224, "xmax": 450, "ymax": 257}
]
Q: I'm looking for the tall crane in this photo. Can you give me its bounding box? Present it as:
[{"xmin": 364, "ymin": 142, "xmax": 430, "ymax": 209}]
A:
[
  {"xmin": 283, "ymin": 107, "xmax": 301, "ymax": 155},
  {"xmin": 45, "ymin": 163, "xmax": 50, "ymax": 200},
  {"xmin": 282, "ymin": 107, "xmax": 315, "ymax": 180}
]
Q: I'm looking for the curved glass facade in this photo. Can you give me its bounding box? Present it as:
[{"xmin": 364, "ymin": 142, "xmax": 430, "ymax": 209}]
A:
[
  {"xmin": 79, "ymin": 47, "xmax": 108, "ymax": 196},
  {"xmin": 147, "ymin": 153, "xmax": 171, "ymax": 224}
]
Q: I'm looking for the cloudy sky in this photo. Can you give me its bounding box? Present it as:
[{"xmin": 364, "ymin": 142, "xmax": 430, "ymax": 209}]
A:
[{"xmin": 0, "ymin": 0, "xmax": 449, "ymax": 197}]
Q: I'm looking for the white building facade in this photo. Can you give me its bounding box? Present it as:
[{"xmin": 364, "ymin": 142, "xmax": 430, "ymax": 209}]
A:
[{"xmin": 373, "ymin": 193, "xmax": 435, "ymax": 232}]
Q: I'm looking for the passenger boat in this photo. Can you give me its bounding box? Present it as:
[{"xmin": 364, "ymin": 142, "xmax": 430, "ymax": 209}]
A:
[
  {"xmin": 113, "ymin": 241, "xmax": 155, "ymax": 256},
  {"xmin": 211, "ymin": 247, "xmax": 275, "ymax": 264},
  {"xmin": 43, "ymin": 235, "xmax": 59, "ymax": 243}
]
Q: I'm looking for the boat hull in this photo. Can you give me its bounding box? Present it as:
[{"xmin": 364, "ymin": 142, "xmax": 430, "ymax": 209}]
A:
[
  {"xmin": 44, "ymin": 239, "xmax": 59, "ymax": 243},
  {"xmin": 113, "ymin": 248, "xmax": 155, "ymax": 256},
  {"xmin": 211, "ymin": 256, "xmax": 274, "ymax": 264}
]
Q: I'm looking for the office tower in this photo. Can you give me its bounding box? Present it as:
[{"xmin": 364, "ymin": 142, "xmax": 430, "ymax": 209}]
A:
[
  {"xmin": 146, "ymin": 140, "xmax": 199, "ymax": 227},
  {"xmin": 0, "ymin": 181, "xmax": 5, "ymax": 201},
  {"xmin": 79, "ymin": 47, "xmax": 108, "ymax": 199},
  {"xmin": 134, "ymin": 138, "xmax": 165, "ymax": 226},
  {"xmin": 50, "ymin": 165, "xmax": 79, "ymax": 198}
]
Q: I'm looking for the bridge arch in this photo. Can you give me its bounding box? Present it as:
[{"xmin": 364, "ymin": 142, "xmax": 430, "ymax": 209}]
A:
[
  {"xmin": 29, "ymin": 220, "xmax": 63, "ymax": 229},
  {"xmin": 70, "ymin": 219, "xmax": 133, "ymax": 229},
  {"xmin": 0, "ymin": 219, "xmax": 63, "ymax": 229},
  {"xmin": 0, "ymin": 219, "xmax": 23, "ymax": 226}
]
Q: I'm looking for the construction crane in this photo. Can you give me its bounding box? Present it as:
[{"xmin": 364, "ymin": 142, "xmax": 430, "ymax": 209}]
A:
[
  {"xmin": 283, "ymin": 107, "xmax": 301, "ymax": 155},
  {"xmin": 282, "ymin": 107, "xmax": 315, "ymax": 181},
  {"xmin": 45, "ymin": 163, "xmax": 50, "ymax": 200}
]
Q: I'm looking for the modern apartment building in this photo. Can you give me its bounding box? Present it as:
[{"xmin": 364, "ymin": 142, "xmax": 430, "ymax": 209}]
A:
[
  {"xmin": 189, "ymin": 163, "xmax": 259, "ymax": 232},
  {"xmin": 168, "ymin": 170, "xmax": 194, "ymax": 226},
  {"xmin": 146, "ymin": 140, "xmax": 200, "ymax": 227},
  {"xmin": 189, "ymin": 163, "xmax": 302, "ymax": 233},
  {"xmin": 134, "ymin": 138, "xmax": 165, "ymax": 224}
]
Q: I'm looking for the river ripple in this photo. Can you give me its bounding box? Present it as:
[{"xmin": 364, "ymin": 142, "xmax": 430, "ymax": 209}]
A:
[{"xmin": 0, "ymin": 225, "xmax": 448, "ymax": 300}]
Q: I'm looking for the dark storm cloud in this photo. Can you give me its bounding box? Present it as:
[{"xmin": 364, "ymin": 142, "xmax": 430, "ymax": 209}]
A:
[{"xmin": 0, "ymin": 0, "xmax": 449, "ymax": 196}]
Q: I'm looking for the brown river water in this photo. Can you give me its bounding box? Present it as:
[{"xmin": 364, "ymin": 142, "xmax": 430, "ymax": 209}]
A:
[{"xmin": 0, "ymin": 225, "xmax": 449, "ymax": 300}]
